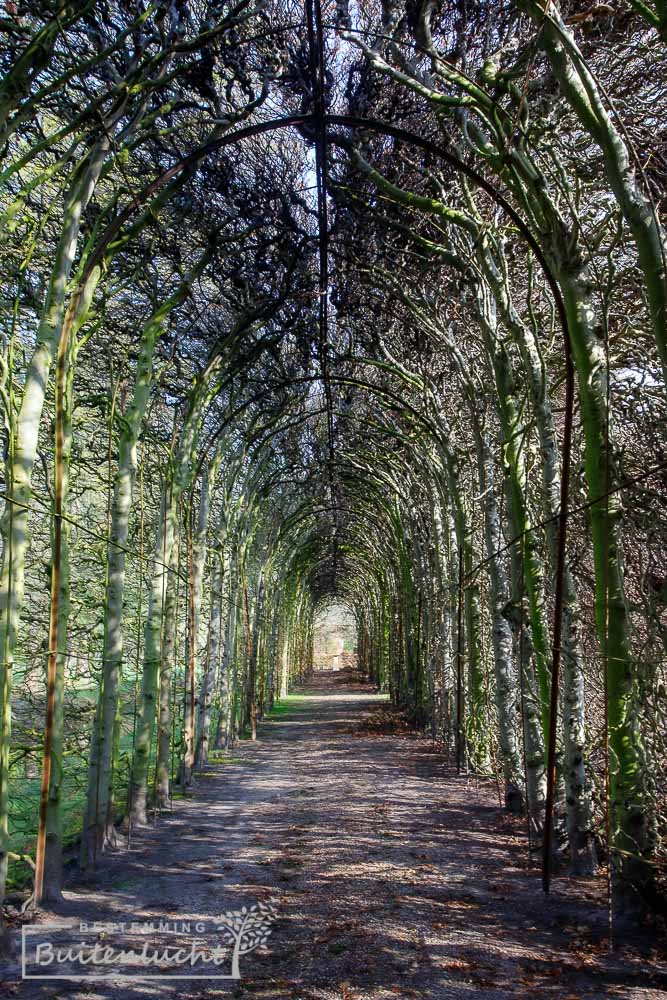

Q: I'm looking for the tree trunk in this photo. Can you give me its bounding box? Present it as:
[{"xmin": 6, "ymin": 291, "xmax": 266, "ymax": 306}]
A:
[
  {"xmin": 475, "ymin": 421, "xmax": 524, "ymax": 811},
  {"xmin": 82, "ymin": 280, "xmax": 200, "ymax": 865},
  {"xmin": 129, "ymin": 480, "xmax": 178, "ymax": 827},
  {"xmin": 0, "ymin": 142, "xmax": 109, "ymax": 911},
  {"xmin": 128, "ymin": 370, "xmax": 211, "ymax": 825},
  {"xmin": 156, "ymin": 544, "xmax": 180, "ymax": 810},
  {"xmin": 195, "ymin": 549, "xmax": 225, "ymax": 770}
]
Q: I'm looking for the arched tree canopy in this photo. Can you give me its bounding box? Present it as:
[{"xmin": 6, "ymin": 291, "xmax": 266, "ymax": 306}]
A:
[{"xmin": 0, "ymin": 0, "xmax": 665, "ymax": 935}]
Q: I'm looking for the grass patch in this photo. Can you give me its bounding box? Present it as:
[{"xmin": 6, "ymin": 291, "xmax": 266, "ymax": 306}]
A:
[
  {"xmin": 207, "ymin": 751, "xmax": 242, "ymax": 764},
  {"xmin": 264, "ymin": 695, "xmax": 307, "ymax": 718}
]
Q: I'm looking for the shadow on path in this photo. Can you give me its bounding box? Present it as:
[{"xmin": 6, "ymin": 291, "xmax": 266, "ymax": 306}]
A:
[{"xmin": 3, "ymin": 671, "xmax": 665, "ymax": 999}]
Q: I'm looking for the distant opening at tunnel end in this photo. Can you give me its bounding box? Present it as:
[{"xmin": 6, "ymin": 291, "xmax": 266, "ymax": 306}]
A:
[{"xmin": 312, "ymin": 603, "xmax": 358, "ymax": 673}]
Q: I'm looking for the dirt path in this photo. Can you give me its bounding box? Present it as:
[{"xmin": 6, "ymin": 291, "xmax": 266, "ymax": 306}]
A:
[{"xmin": 3, "ymin": 671, "xmax": 666, "ymax": 999}]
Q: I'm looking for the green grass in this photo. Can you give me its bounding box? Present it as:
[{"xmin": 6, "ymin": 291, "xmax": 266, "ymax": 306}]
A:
[
  {"xmin": 235, "ymin": 695, "xmax": 306, "ymax": 740},
  {"xmin": 206, "ymin": 750, "xmax": 243, "ymax": 764},
  {"xmin": 6, "ymin": 690, "xmax": 305, "ymax": 890},
  {"xmin": 264, "ymin": 695, "xmax": 307, "ymax": 718}
]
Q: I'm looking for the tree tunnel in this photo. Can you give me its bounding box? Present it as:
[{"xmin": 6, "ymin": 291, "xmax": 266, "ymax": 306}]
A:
[{"xmin": 0, "ymin": 0, "xmax": 666, "ymax": 953}]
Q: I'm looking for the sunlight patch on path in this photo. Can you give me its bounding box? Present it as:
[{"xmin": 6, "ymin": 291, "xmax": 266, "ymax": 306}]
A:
[{"xmin": 287, "ymin": 693, "xmax": 389, "ymax": 703}]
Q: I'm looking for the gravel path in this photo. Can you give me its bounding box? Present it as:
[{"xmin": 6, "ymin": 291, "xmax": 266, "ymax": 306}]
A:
[{"xmin": 2, "ymin": 671, "xmax": 665, "ymax": 999}]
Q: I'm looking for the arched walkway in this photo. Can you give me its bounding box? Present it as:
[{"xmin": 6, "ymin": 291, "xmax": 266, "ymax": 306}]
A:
[{"xmin": 0, "ymin": 0, "xmax": 666, "ymax": 983}]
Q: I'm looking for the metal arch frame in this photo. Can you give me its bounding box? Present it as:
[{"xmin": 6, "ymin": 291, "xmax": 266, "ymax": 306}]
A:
[{"xmin": 54, "ymin": 109, "xmax": 574, "ymax": 898}]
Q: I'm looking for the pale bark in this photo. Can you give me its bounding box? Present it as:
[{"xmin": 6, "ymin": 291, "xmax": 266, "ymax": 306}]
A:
[
  {"xmin": 128, "ymin": 368, "xmax": 213, "ymax": 824},
  {"xmin": 474, "ymin": 421, "xmax": 524, "ymax": 812},
  {"xmin": 129, "ymin": 479, "xmax": 178, "ymax": 827},
  {"xmin": 195, "ymin": 549, "xmax": 225, "ymax": 770},
  {"xmin": 514, "ymin": 2, "xmax": 667, "ymax": 386},
  {"xmin": 0, "ymin": 141, "xmax": 109, "ymax": 909},
  {"xmin": 155, "ymin": 543, "xmax": 180, "ymax": 810},
  {"xmin": 478, "ymin": 245, "xmax": 596, "ymax": 870},
  {"xmin": 82, "ymin": 282, "xmax": 197, "ymax": 865},
  {"xmin": 182, "ymin": 448, "xmax": 223, "ymax": 784},
  {"xmin": 40, "ymin": 332, "xmax": 75, "ymax": 903}
]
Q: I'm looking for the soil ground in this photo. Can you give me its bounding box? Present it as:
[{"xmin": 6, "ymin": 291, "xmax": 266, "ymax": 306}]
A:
[{"xmin": 1, "ymin": 670, "xmax": 666, "ymax": 999}]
